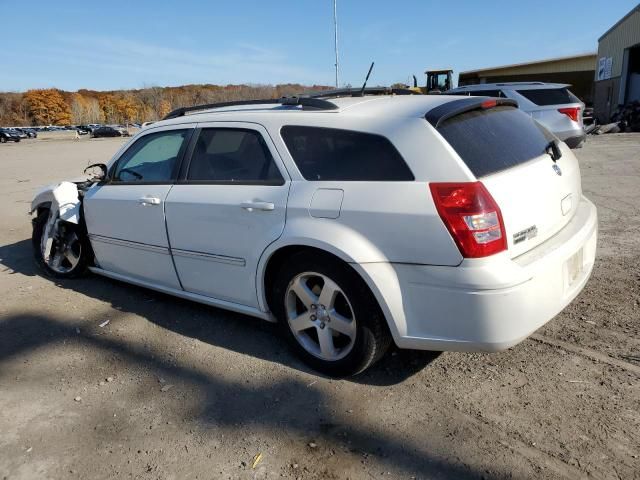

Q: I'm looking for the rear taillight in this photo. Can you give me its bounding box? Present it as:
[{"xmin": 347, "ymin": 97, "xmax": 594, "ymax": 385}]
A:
[
  {"xmin": 558, "ymin": 107, "xmax": 580, "ymax": 122},
  {"xmin": 429, "ymin": 182, "xmax": 507, "ymax": 258}
]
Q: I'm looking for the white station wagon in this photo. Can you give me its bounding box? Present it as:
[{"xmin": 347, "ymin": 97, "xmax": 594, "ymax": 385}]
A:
[{"xmin": 31, "ymin": 90, "xmax": 598, "ymax": 376}]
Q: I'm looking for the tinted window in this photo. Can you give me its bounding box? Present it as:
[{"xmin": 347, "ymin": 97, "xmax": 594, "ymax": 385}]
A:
[
  {"xmin": 113, "ymin": 130, "xmax": 189, "ymax": 182},
  {"xmin": 281, "ymin": 126, "xmax": 414, "ymax": 181},
  {"xmin": 435, "ymin": 106, "xmax": 555, "ymax": 177},
  {"xmin": 187, "ymin": 128, "xmax": 283, "ymax": 183},
  {"xmin": 516, "ymin": 88, "xmax": 580, "ymax": 106}
]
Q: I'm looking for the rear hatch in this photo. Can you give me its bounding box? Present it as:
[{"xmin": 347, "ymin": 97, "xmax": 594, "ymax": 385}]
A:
[
  {"xmin": 429, "ymin": 99, "xmax": 581, "ymax": 258},
  {"xmin": 515, "ymin": 86, "xmax": 584, "ymax": 130}
]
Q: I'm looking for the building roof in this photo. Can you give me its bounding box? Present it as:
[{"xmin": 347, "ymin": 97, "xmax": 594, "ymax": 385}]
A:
[
  {"xmin": 460, "ymin": 53, "xmax": 597, "ymax": 76},
  {"xmin": 599, "ymin": 3, "xmax": 640, "ymax": 41}
]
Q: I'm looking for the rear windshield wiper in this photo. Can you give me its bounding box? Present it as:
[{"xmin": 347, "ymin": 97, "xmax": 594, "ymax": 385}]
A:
[{"xmin": 545, "ymin": 139, "xmax": 562, "ymax": 162}]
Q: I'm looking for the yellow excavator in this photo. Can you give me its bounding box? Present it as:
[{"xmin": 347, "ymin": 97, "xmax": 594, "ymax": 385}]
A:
[{"xmin": 408, "ymin": 69, "xmax": 454, "ymax": 94}]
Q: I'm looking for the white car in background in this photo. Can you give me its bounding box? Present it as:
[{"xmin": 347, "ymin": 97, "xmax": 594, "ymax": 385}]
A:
[
  {"xmin": 30, "ymin": 91, "xmax": 597, "ymax": 376},
  {"xmin": 447, "ymin": 82, "xmax": 587, "ymax": 148}
]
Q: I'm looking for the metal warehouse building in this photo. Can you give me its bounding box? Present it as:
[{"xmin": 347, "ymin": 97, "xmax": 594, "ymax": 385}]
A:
[
  {"xmin": 458, "ymin": 53, "xmax": 597, "ymax": 104},
  {"xmin": 593, "ymin": 3, "xmax": 640, "ymax": 122}
]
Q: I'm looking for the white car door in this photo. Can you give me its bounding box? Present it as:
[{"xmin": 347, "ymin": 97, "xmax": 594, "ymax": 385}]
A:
[
  {"xmin": 164, "ymin": 123, "xmax": 290, "ymax": 308},
  {"xmin": 83, "ymin": 126, "xmax": 195, "ymax": 289}
]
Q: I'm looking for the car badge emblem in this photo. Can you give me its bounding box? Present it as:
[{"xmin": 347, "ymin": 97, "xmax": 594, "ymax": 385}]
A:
[{"xmin": 552, "ymin": 164, "xmax": 562, "ymax": 176}]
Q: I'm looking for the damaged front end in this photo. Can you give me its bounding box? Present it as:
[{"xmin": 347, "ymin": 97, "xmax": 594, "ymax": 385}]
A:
[{"xmin": 31, "ymin": 177, "xmax": 99, "ymax": 274}]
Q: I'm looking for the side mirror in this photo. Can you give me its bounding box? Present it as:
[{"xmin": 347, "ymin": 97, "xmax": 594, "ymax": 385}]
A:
[{"xmin": 84, "ymin": 163, "xmax": 108, "ymax": 181}]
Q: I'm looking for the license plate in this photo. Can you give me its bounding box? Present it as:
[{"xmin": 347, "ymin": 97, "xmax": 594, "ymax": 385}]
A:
[{"xmin": 566, "ymin": 248, "xmax": 584, "ymax": 287}]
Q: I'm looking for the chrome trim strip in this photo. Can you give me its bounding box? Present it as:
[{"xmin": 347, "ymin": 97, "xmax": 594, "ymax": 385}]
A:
[
  {"xmin": 171, "ymin": 248, "xmax": 246, "ymax": 266},
  {"xmin": 89, "ymin": 234, "xmax": 170, "ymax": 255},
  {"xmin": 88, "ymin": 235, "xmax": 245, "ymax": 265}
]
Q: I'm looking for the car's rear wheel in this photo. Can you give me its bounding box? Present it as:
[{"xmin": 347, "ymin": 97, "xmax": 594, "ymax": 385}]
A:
[
  {"xmin": 271, "ymin": 251, "xmax": 391, "ymax": 377},
  {"xmin": 32, "ymin": 209, "xmax": 89, "ymax": 278}
]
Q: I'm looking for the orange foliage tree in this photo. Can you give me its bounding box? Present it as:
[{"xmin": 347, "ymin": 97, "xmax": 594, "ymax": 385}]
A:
[{"xmin": 24, "ymin": 89, "xmax": 71, "ymax": 125}]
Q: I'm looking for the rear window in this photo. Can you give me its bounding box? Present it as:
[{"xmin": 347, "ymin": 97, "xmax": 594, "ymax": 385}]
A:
[
  {"xmin": 516, "ymin": 88, "xmax": 580, "ymax": 106},
  {"xmin": 281, "ymin": 126, "xmax": 414, "ymax": 181},
  {"xmin": 435, "ymin": 106, "xmax": 555, "ymax": 177}
]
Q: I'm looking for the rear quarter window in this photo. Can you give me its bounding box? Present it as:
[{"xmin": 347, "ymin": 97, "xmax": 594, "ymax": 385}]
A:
[
  {"xmin": 281, "ymin": 126, "xmax": 414, "ymax": 181},
  {"xmin": 516, "ymin": 88, "xmax": 580, "ymax": 106},
  {"xmin": 435, "ymin": 106, "xmax": 555, "ymax": 177}
]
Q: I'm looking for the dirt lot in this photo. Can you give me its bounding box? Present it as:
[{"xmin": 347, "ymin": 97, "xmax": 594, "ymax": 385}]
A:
[{"xmin": 0, "ymin": 134, "xmax": 638, "ymax": 480}]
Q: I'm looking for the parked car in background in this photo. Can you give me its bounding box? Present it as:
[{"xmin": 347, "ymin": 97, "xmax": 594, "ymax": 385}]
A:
[
  {"xmin": 17, "ymin": 128, "xmax": 37, "ymax": 138},
  {"xmin": 76, "ymin": 126, "xmax": 91, "ymax": 135},
  {"xmin": 447, "ymin": 82, "xmax": 586, "ymax": 148},
  {"xmin": 0, "ymin": 128, "xmax": 21, "ymax": 142},
  {"xmin": 30, "ymin": 92, "xmax": 597, "ymax": 376},
  {"xmin": 112, "ymin": 125, "xmax": 131, "ymax": 137},
  {"xmin": 8, "ymin": 128, "xmax": 28, "ymax": 139},
  {"xmin": 91, "ymin": 126, "xmax": 121, "ymax": 138}
]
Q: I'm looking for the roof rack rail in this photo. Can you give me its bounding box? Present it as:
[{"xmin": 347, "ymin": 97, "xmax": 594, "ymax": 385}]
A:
[
  {"xmin": 163, "ymin": 96, "xmax": 338, "ymax": 120},
  {"xmin": 309, "ymin": 87, "xmax": 421, "ymax": 99}
]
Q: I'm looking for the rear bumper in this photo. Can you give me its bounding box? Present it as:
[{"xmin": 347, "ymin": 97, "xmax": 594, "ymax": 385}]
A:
[
  {"xmin": 562, "ymin": 133, "xmax": 586, "ymax": 149},
  {"xmin": 362, "ymin": 196, "xmax": 598, "ymax": 352}
]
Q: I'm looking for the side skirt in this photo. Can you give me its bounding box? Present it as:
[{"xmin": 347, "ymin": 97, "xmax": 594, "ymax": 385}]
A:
[{"xmin": 88, "ymin": 266, "xmax": 276, "ymax": 322}]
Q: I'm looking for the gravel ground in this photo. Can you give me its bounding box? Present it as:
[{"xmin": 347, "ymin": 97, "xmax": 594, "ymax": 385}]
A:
[{"xmin": 0, "ymin": 134, "xmax": 638, "ymax": 480}]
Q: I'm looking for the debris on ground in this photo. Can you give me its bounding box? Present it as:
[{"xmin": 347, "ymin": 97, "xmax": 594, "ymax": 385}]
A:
[
  {"xmin": 98, "ymin": 320, "xmax": 110, "ymax": 328},
  {"xmin": 611, "ymin": 100, "xmax": 640, "ymax": 132},
  {"xmin": 251, "ymin": 452, "xmax": 263, "ymax": 469}
]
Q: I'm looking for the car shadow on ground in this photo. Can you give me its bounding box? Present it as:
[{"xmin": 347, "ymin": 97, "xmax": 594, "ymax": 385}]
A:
[
  {"xmin": 0, "ymin": 238, "xmax": 441, "ymax": 387},
  {"xmin": 0, "ymin": 311, "xmax": 487, "ymax": 479}
]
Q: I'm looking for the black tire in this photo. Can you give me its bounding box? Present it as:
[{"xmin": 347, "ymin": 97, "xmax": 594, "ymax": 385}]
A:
[
  {"xmin": 271, "ymin": 251, "xmax": 392, "ymax": 377},
  {"xmin": 32, "ymin": 209, "xmax": 90, "ymax": 278},
  {"xmin": 0, "ymin": 137, "xmax": 6, "ymax": 143}
]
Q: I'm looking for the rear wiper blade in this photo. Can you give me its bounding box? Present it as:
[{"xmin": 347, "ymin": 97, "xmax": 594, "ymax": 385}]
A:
[{"xmin": 545, "ymin": 139, "xmax": 562, "ymax": 162}]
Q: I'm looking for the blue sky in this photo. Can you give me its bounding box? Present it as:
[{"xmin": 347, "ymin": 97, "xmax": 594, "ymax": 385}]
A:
[{"xmin": 0, "ymin": 0, "xmax": 637, "ymax": 92}]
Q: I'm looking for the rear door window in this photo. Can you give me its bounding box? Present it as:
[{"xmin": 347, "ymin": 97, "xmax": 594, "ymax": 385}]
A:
[
  {"xmin": 280, "ymin": 126, "xmax": 414, "ymax": 181},
  {"xmin": 435, "ymin": 106, "xmax": 555, "ymax": 178},
  {"xmin": 187, "ymin": 128, "xmax": 283, "ymax": 184},
  {"xmin": 516, "ymin": 88, "xmax": 580, "ymax": 106}
]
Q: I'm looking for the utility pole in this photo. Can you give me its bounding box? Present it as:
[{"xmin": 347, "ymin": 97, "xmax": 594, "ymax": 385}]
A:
[{"xmin": 333, "ymin": 0, "xmax": 339, "ymax": 87}]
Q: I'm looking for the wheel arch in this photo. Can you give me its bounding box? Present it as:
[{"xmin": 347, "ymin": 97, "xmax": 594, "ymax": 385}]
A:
[{"xmin": 257, "ymin": 240, "xmax": 404, "ymax": 345}]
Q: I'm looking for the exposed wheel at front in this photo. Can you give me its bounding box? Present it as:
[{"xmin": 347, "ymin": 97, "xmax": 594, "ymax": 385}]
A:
[
  {"xmin": 32, "ymin": 208, "xmax": 89, "ymax": 278},
  {"xmin": 272, "ymin": 251, "xmax": 391, "ymax": 377}
]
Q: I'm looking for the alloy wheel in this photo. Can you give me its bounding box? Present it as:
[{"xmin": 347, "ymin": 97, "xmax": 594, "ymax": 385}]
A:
[
  {"xmin": 285, "ymin": 271, "xmax": 357, "ymax": 361},
  {"xmin": 40, "ymin": 215, "xmax": 82, "ymax": 274}
]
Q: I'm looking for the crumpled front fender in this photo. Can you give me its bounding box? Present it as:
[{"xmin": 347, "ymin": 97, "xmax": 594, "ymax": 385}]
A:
[{"xmin": 31, "ymin": 181, "xmax": 81, "ymax": 224}]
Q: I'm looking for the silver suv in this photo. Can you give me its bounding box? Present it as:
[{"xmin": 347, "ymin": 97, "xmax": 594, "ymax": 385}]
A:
[{"xmin": 447, "ymin": 82, "xmax": 586, "ymax": 148}]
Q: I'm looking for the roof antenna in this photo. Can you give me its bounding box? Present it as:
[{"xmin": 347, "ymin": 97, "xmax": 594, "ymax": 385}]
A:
[{"xmin": 356, "ymin": 62, "xmax": 375, "ymax": 97}]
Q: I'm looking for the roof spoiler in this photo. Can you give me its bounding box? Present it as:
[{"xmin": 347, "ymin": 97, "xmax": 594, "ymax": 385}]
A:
[{"xmin": 425, "ymin": 97, "xmax": 518, "ymax": 128}]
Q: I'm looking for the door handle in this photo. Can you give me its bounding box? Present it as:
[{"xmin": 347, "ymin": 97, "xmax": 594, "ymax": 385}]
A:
[
  {"xmin": 240, "ymin": 200, "xmax": 275, "ymax": 212},
  {"xmin": 138, "ymin": 196, "xmax": 161, "ymax": 206}
]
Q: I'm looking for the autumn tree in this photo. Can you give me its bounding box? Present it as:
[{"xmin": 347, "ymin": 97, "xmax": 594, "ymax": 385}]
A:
[
  {"xmin": 24, "ymin": 89, "xmax": 71, "ymax": 125},
  {"xmin": 1, "ymin": 83, "xmax": 330, "ymax": 127}
]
